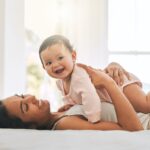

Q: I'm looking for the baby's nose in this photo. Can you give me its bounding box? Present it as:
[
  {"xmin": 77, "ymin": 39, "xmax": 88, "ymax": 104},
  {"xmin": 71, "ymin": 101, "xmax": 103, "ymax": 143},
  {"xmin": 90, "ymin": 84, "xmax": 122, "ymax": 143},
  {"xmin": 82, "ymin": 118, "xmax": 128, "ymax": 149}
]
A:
[{"xmin": 52, "ymin": 61, "xmax": 59, "ymax": 68}]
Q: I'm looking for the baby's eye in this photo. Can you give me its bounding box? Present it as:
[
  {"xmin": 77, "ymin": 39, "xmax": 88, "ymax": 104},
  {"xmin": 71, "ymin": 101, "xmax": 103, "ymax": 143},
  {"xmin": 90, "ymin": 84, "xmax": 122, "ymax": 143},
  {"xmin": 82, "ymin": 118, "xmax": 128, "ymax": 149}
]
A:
[
  {"xmin": 46, "ymin": 61, "xmax": 52, "ymax": 66},
  {"xmin": 58, "ymin": 56, "xmax": 64, "ymax": 60}
]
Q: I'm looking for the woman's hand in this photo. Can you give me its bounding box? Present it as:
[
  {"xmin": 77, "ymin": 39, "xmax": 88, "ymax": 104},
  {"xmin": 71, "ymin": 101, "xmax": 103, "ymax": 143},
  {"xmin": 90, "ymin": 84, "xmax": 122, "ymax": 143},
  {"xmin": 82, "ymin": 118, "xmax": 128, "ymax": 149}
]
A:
[
  {"xmin": 78, "ymin": 64, "xmax": 113, "ymax": 88},
  {"xmin": 104, "ymin": 62, "xmax": 130, "ymax": 86}
]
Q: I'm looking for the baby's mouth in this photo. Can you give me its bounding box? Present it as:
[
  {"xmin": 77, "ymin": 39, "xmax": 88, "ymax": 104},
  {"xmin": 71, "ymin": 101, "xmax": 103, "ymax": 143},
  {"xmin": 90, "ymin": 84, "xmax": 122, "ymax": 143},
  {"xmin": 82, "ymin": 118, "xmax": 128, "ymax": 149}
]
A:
[{"xmin": 54, "ymin": 68, "xmax": 65, "ymax": 74}]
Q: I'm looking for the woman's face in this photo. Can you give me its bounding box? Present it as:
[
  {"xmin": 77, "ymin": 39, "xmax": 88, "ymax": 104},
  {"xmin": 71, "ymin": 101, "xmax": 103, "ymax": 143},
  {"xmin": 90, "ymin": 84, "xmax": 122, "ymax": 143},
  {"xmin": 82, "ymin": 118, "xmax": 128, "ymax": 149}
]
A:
[{"xmin": 3, "ymin": 94, "xmax": 50, "ymax": 126}]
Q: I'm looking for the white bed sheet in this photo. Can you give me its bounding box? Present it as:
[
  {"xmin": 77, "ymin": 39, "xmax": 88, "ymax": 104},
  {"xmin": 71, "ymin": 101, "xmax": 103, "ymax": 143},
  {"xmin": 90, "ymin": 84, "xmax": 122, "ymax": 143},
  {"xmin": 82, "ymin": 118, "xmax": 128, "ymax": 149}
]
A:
[{"xmin": 0, "ymin": 129, "xmax": 150, "ymax": 150}]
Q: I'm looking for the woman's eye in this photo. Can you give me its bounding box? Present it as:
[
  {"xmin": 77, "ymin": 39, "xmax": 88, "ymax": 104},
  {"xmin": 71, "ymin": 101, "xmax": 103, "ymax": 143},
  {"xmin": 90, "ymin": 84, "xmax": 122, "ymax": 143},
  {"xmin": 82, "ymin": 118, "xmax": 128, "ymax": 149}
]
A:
[{"xmin": 21, "ymin": 103, "xmax": 28, "ymax": 113}]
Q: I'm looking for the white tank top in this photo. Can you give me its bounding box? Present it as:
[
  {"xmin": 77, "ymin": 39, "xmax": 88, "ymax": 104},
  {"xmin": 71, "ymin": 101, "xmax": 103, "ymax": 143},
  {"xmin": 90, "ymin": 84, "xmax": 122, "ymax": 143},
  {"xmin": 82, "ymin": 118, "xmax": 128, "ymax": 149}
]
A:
[{"xmin": 52, "ymin": 102, "xmax": 150, "ymax": 130}]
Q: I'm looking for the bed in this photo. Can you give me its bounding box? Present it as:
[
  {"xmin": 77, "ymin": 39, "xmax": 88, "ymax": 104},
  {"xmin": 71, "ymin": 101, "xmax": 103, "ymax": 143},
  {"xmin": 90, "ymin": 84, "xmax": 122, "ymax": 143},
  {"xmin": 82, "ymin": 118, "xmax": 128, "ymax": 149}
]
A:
[{"xmin": 0, "ymin": 129, "xmax": 150, "ymax": 150}]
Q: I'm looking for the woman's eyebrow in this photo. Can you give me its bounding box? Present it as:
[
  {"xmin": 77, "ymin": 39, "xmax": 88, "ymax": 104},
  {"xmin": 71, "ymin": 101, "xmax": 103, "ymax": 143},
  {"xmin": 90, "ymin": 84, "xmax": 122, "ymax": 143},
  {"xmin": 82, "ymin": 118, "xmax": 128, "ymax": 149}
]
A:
[
  {"xmin": 14, "ymin": 94, "xmax": 20, "ymax": 97},
  {"xmin": 15, "ymin": 94, "xmax": 25, "ymax": 98}
]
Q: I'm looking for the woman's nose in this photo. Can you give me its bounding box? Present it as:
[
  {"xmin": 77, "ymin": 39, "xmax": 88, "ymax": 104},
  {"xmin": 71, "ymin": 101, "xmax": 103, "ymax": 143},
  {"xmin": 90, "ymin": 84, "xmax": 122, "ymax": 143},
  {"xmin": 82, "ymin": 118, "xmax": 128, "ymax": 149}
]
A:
[{"xmin": 26, "ymin": 95, "xmax": 37, "ymax": 104}]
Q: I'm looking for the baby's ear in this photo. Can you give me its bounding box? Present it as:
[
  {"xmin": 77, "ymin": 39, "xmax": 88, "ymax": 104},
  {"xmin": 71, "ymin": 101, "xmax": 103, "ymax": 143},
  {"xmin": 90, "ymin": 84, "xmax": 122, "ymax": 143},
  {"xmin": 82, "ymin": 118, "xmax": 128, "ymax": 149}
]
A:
[
  {"xmin": 42, "ymin": 64, "xmax": 45, "ymax": 69},
  {"xmin": 41, "ymin": 61, "xmax": 45, "ymax": 69},
  {"xmin": 72, "ymin": 50, "xmax": 76, "ymax": 61}
]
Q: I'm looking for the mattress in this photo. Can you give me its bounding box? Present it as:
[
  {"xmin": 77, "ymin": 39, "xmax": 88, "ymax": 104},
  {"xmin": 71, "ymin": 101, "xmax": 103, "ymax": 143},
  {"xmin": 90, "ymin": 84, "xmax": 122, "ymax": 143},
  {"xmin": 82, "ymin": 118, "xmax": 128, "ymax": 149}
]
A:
[{"xmin": 0, "ymin": 129, "xmax": 150, "ymax": 150}]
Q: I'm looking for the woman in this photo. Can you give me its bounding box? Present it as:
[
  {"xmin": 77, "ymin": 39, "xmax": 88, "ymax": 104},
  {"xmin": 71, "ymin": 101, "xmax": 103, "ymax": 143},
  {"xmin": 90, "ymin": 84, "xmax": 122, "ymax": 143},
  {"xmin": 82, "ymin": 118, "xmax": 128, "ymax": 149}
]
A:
[{"xmin": 0, "ymin": 64, "xmax": 143, "ymax": 131}]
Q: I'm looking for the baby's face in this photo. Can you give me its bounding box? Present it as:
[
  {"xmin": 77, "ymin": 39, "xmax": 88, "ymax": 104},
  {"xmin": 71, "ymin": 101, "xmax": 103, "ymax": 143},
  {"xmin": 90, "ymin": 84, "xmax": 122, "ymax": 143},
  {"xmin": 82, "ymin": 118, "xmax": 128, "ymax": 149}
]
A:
[{"xmin": 41, "ymin": 43, "xmax": 76, "ymax": 80}]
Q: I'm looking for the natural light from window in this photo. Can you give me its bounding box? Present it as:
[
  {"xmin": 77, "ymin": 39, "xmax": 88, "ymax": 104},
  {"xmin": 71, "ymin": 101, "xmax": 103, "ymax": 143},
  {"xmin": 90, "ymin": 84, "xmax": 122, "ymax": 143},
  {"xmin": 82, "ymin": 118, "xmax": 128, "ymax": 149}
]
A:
[{"xmin": 108, "ymin": 0, "xmax": 150, "ymax": 87}]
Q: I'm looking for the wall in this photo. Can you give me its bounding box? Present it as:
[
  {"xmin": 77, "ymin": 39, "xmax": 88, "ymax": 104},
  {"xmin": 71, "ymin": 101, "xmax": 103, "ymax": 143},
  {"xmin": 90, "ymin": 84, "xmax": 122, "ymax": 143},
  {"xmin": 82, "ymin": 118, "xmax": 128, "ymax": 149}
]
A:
[
  {"xmin": 0, "ymin": 0, "xmax": 5, "ymax": 98},
  {"xmin": 0, "ymin": 0, "xmax": 26, "ymax": 98},
  {"xmin": 75, "ymin": 0, "xmax": 108, "ymax": 68}
]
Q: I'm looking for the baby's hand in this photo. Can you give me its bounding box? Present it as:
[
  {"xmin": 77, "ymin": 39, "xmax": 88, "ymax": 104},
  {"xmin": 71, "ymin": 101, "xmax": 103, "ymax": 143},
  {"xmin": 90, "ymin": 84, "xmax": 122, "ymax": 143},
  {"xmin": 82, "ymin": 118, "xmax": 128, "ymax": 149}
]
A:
[{"xmin": 58, "ymin": 104, "xmax": 74, "ymax": 112}]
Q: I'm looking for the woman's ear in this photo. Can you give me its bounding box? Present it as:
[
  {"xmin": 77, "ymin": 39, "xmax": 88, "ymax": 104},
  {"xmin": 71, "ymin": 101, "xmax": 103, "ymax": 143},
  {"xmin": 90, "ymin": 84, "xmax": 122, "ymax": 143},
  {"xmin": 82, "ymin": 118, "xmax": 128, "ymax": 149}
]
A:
[{"xmin": 72, "ymin": 50, "xmax": 76, "ymax": 62}]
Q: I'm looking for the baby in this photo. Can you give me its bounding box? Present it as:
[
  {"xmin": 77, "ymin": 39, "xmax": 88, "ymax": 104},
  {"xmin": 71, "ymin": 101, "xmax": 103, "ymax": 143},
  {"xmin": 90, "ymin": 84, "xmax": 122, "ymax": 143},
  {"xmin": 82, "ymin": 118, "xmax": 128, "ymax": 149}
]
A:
[{"xmin": 39, "ymin": 35, "xmax": 150, "ymax": 123}]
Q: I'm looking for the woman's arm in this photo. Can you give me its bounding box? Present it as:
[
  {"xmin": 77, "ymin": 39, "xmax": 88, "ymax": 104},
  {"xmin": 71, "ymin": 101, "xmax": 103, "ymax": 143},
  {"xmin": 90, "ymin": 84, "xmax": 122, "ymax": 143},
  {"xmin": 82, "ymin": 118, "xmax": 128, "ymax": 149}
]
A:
[
  {"xmin": 104, "ymin": 78, "xmax": 143, "ymax": 131},
  {"xmin": 78, "ymin": 62, "xmax": 130, "ymax": 86},
  {"xmin": 81, "ymin": 65, "xmax": 143, "ymax": 131},
  {"xmin": 56, "ymin": 115, "xmax": 122, "ymax": 130},
  {"xmin": 57, "ymin": 65, "xmax": 143, "ymax": 131}
]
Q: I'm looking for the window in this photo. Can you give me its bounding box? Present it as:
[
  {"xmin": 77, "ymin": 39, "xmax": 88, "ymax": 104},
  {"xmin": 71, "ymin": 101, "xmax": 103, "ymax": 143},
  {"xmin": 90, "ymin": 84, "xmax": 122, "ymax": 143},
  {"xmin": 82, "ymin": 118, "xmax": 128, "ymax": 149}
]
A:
[{"xmin": 108, "ymin": 0, "xmax": 150, "ymax": 85}]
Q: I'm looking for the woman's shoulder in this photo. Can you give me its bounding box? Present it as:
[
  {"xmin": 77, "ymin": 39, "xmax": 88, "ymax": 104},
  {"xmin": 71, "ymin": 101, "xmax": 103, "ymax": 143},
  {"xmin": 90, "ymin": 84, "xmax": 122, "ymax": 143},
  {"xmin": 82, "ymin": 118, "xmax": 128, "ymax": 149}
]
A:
[
  {"xmin": 51, "ymin": 105, "xmax": 86, "ymax": 129},
  {"xmin": 53, "ymin": 105, "xmax": 87, "ymax": 130}
]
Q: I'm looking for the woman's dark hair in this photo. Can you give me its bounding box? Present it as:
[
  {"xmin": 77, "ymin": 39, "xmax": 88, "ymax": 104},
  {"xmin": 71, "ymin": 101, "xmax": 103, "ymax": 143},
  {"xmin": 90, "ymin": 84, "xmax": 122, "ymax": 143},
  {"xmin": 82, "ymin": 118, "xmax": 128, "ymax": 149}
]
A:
[
  {"xmin": 0, "ymin": 101, "xmax": 48, "ymax": 130},
  {"xmin": 39, "ymin": 34, "xmax": 73, "ymax": 66}
]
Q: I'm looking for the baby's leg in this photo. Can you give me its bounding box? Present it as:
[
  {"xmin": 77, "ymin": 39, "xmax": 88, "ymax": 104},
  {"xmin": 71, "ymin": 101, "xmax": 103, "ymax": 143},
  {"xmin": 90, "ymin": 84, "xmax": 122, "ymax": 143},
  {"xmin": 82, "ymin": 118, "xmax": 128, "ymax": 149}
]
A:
[{"xmin": 123, "ymin": 83, "xmax": 150, "ymax": 113}]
